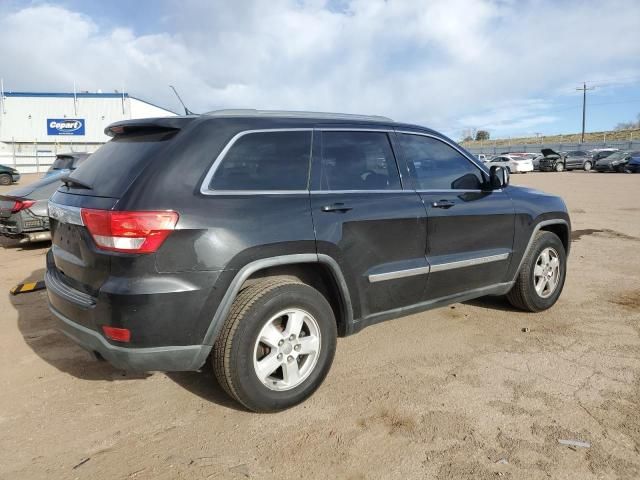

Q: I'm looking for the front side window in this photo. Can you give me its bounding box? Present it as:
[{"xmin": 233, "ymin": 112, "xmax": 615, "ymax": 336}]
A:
[
  {"xmin": 318, "ymin": 131, "xmax": 401, "ymax": 191},
  {"xmin": 209, "ymin": 131, "xmax": 311, "ymax": 191},
  {"xmin": 398, "ymin": 134, "xmax": 485, "ymax": 190}
]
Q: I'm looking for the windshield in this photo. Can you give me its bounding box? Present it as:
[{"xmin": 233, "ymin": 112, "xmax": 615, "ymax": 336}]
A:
[{"xmin": 604, "ymin": 152, "xmax": 626, "ymax": 161}]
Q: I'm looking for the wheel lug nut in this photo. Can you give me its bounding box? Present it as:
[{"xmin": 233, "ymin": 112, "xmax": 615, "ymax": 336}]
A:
[
  {"xmin": 289, "ymin": 334, "xmax": 295, "ymax": 341},
  {"xmin": 287, "ymin": 355, "xmax": 294, "ymax": 363},
  {"xmin": 294, "ymin": 344, "xmax": 301, "ymax": 352},
  {"xmin": 277, "ymin": 353, "xmax": 283, "ymax": 360},
  {"xmin": 278, "ymin": 339, "xmax": 284, "ymax": 346}
]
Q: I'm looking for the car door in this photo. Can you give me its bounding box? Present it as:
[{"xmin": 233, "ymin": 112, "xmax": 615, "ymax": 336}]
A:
[
  {"xmin": 395, "ymin": 131, "xmax": 515, "ymax": 300},
  {"xmin": 310, "ymin": 128, "xmax": 429, "ymax": 321}
]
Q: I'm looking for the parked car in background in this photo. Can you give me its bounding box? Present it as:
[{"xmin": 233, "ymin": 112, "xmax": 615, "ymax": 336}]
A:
[
  {"xmin": 595, "ymin": 151, "xmax": 640, "ymax": 172},
  {"xmin": 488, "ymin": 155, "xmax": 534, "ymax": 173},
  {"xmin": 0, "ymin": 164, "xmax": 21, "ymax": 185},
  {"xmin": 538, "ymin": 149, "xmax": 593, "ymax": 172},
  {"xmin": 44, "ymin": 153, "xmax": 90, "ymax": 177},
  {"xmin": 531, "ymin": 154, "xmax": 544, "ymax": 170},
  {"xmin": 0, "ymin": 172, "xmax": 65, "ymax": 243},
  {"xmin": 624, "ymin": 153, "xmax": 640, "ymax": 173},
  {"xmin": 477, "ymin": 154, "xmax": 488, "ymax": 162},
  {"xmin": 591, "ymin": 148, "xmax": 619, "ymax": 162}
]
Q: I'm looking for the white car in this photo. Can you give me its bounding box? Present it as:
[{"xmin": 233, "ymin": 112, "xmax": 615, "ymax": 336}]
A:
[{"xmin": 488, "ymin": 155, "xmax": 534, "ymax": 173}]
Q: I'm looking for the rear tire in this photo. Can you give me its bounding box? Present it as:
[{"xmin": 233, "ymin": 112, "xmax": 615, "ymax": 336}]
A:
[
  {"xmin": 507, "ymin": 231, "xmax": 566, "ymax": 312},
  {"xmin": 555, "ymin": 162, "xmax": 565, "ymax": 172},
  {"xmin": 213, "ymin": 277, "xmax": 337, "ymax": 412},
  {"xmin": 0, "ymin": 174, "xmax": 11, "ymax": 186},
  {"xmin": 583, "ymin": 161, "xmax": 592, "ymax": 171}
]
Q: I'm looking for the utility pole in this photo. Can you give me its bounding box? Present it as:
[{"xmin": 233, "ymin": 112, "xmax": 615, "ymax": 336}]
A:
[{"xmin": 576, "ymin": 82, "xmax": 594, "ymax": 143}]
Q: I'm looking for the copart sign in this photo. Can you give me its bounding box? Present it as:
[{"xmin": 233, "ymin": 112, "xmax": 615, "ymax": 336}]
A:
[{"xmin": 47, "ymin": 119, "xmax": 85, "ymax": 136}]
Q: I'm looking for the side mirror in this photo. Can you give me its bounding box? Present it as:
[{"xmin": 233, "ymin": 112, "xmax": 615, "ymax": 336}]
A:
[{"xmin": 489, "ymin": 165, "xmax": 509, "ymax": 189}]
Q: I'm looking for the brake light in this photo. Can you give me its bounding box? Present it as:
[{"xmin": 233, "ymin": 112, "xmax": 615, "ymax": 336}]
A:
[
  {"xmin": 102, "ymin": 326, "xmax": 131, "ymax": 343},
  {"xmin": 80, "ymin": 209, "xmax": 179, "ymax": 253},
  {"xmin": 11, "ymin": 200, "xmax": 35, "ymax": 213}
]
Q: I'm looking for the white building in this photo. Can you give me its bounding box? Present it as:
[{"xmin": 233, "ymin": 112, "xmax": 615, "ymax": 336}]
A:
[{"xmin": 0, "ymin": 91, "xmax": 176, "ymax": 173}]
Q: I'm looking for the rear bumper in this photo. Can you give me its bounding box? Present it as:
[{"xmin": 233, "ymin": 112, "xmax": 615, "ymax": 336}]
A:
[
  {"xmin": 50, "ymin": 303, "xmax": 211, "ymax": 371},
  {"xmin": 45, "ymin": 250, "xmax": 222, "ymax": 371},
  {"xmin": 0, "ymin": 211, "xmax": 49, "ymax": 241}
]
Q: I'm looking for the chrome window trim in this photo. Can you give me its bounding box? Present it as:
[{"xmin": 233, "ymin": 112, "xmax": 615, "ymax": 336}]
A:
[
  {"xmin": 48, "ymin": 201, "xmax": 84, "ymax": 226},
  {"xmin": 199, "ymin": 128, "xmax": 314, "ymax": 196},
  {"xmin": 429, "ymin": 252, "xmax": 509, "ymax": 273},
  {"xmin": 310, "ymin": 190, "xmax": 407, "ymax": 194},
  {"xmin": 317, "ymin": 127, "xmax": 394, "ymax": 132},
  {"xmin": 368, "ymin": 252, "xmax": 510, "ymax": 283}
]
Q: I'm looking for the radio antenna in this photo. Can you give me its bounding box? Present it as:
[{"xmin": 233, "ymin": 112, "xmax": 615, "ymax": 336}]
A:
[{"xmin": 169, "ymin": 85, "xmax": 194, "ymax": 115}]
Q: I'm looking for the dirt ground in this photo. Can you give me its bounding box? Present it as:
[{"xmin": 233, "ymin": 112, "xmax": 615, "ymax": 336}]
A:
[{"xmin": 1, "ymin": 172, "xmax": 639, "ymax": 479}]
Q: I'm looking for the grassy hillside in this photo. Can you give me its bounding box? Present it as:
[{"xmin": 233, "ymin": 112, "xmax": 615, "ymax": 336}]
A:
[{"xmin": 460, "ymin": 128, "xmax": 640, "ymax": 148}]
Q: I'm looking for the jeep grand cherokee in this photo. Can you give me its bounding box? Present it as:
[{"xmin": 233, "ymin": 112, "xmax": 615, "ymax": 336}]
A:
[{"xmin": 46, "ymin": 110, "xmax": 570, "ymax": 412}]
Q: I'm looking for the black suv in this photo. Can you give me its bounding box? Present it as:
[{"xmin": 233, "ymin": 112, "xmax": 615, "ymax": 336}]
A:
[
  {"xmin": 46, "ymin": 111, "xmax": 570, "ymax": 412},
  {"xmin": 539, "ymin": 149, "xmax": 593, "ymax": 172}
]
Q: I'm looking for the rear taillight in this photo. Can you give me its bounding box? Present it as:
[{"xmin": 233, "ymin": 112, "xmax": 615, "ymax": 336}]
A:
[
  {"xmin": 80, "ymin": 209, "xmax": 179, "ymax": 254},
  {"xmin": 11, "ymin": 200, "xmax": 35, "ymax": 213}
]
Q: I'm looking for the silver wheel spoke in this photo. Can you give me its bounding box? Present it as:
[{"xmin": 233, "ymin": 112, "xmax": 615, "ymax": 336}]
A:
[
  {"xmin": 255, "ymin": 352, "xmax": 281, "ymax": 382},
  {"xmin": 549, "ymin": 257, "xmax": 559, "ymax": 269},
  {"xmin": 284, "ymin": 310, "xmax": 305, "ymax": 338},
  {"xmin": 282, "ymin": 360, "xmax": 301, "ymax": 386},
  {"xmin": 260, "ymin": 323, "xmax": 284, "ymax": 348},
  {"xmin": 535, "ymin": 276, "xmax": 546, "ymax": 294},
  {"xmin": 297, "ymin": 335, "xmax": 319, "ymax": 355},
  {"xmin": 534, "ymin": 264, "xmax": 544, "ymax": 276},
  {"xmin": 540, "ymin": 250, "xmax": 549, "ymax": 265}
]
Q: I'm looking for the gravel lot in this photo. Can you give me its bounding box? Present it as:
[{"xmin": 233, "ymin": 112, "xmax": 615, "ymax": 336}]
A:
[{"xmin": 1, "ymin": 172, "xmax": 639, "ymax": 479}]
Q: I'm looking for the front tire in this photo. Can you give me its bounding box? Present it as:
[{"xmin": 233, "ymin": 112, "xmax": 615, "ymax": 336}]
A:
[
  {"xmin": 213, "ymin": 277, "xmax": 337, "ymax": 412},
  {"xmin": 583, "ymin": 161, "xmax": 592, "ymax": 171},
  {"xmin": 0, "ymin": 174, "xmax": 11, "ymax": 186},
  {"xmin": 506, "ymin": 231, "xmax": 567, "ymax": 312},
  {"xmin": 555, "ymin": 162, "xmax": 565, "ymax": 172}
]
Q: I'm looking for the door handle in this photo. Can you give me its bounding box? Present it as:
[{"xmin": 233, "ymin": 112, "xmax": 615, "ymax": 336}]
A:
[
  {"xmin": 321, "ymin": 203, "xmax": 353, "ymax": 213},
  {"xmin": 431, "ymin": 199, "xmax": 455, "ymax": 209}
]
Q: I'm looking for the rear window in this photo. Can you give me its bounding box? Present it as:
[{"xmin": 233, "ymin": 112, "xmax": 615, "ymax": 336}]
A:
[
  {"xmin": 66, "ymin": 131, "xmax": 175, "ymax": 198},
  {"xmin": 208, "ymin": 131, "xmax": 312, "ymax": 191},
  {"xmin": 51, "ymin": 156, "xmax": 74, "ymax": 170}
]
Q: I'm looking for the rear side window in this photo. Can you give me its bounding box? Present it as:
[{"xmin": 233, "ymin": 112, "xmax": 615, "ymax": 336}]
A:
[
  {"xmin": 67, "ymin": 130, "xmax": 176, "ymax": 198},
  {"xmin": 398, "ymin": 134, "xmax": 484, "ymax": 190},
  {"xmin": 209, "ymin": 131, "xmax": 311, "ymax": 191},
  {"xmin": 318, "ymin": 131, "xmax": 401, "ymax": 191}
]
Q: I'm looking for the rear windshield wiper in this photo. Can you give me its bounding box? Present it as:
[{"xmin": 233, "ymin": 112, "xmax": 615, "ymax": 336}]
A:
[{"xmin": 60, "ymin": 175, "xmax": 92, "ymax": 190}]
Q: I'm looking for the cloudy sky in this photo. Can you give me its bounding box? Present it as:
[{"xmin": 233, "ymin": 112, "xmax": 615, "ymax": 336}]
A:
[{"xmin": 1, "ymin": 0, "xmax": 639, "ymax": 139}]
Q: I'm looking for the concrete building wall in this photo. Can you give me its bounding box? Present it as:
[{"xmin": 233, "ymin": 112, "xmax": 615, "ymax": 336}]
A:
[{"xmin": 0, "ymin": 92, "xmax": 176, "ymax": 173}]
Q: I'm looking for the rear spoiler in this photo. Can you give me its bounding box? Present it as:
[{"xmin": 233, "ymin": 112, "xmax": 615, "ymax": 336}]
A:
[{"xmin": 104, "ymin": 116, "xmax": 195, "ymax": 137}]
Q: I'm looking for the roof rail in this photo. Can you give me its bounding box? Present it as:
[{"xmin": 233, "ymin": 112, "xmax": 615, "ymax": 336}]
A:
[{"xmin": 205, "ymin": 109, "xmax": 393, "ymax": 122}]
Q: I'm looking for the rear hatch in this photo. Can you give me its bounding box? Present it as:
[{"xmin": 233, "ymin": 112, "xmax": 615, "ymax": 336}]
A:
[{"xmin": 49, "ymin": 119, "xmax": 187, "ymax": 297}]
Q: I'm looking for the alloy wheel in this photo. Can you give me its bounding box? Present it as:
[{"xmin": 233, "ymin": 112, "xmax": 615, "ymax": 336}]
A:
[
  {"xmin": 253, "ymin": 308, "xmax": 321, "ymax": 391},
  {"xmin": 533, "ymin": 247, "xmax": 561, "ymax": 298}
]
